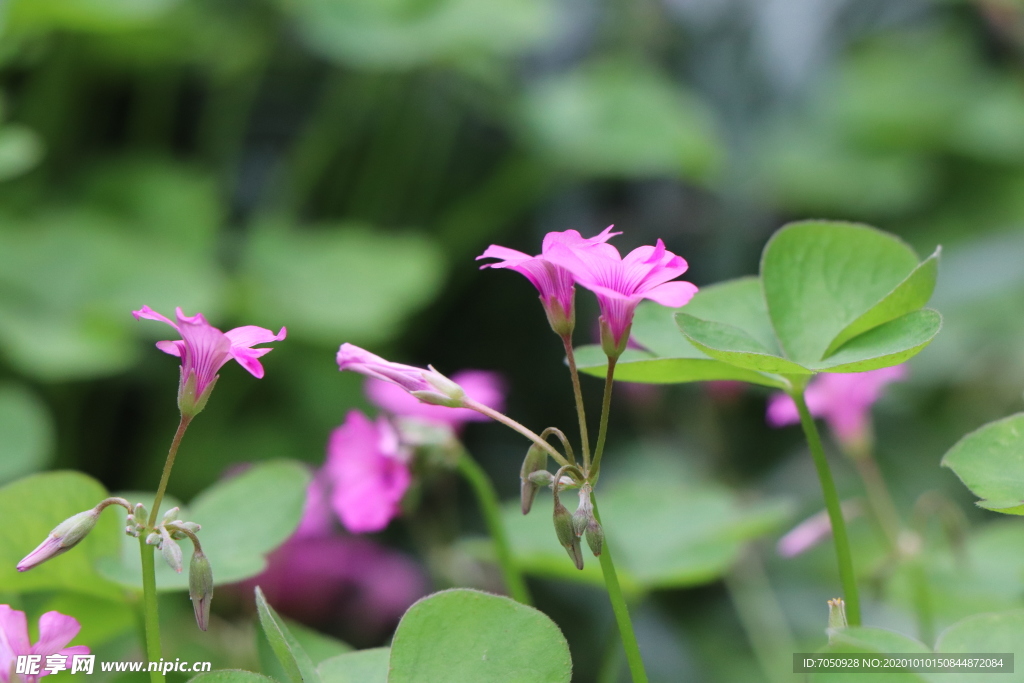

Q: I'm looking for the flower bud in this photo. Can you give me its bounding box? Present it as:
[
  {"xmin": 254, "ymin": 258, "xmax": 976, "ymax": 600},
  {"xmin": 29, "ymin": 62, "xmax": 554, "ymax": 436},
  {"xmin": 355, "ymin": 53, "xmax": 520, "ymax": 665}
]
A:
[
  {"xmin": 584, "ymin": 517, "xmax": 604, "ymax": 556},
  {"xmin": 520, "ymin": 445, "xmax": 549, "ymax": 515},
  {"xmin": 189, "ymin": 549, "xmax": 214, "ymax": 631},
  {"xmin": 572, "ymin": 485, "xmax": 593, "ymax": 537},
  {"xmin": 134, "ymin": 503, "xmax": 149, "ymax": 522},
  {"xmin": 159, "ymin": 528, "xmax": 183, "ymax": 573},
  {"xmin": 528, "ymin": 471, "xmax": 555, "ymax": 487},
  {"xmin": 146, "ymin": 532, "xmax": 161, "ymax": 545},
  {"xmin": 162, "ymin": 507, "xmax": 180, "ymax": 523},
  {"xmin": 826, "ymin": 597, "xmax": 847, "ymax": 645},
  {"xmin": 553, "ymin": 500, "xmax": 584, "ymax": 570},
  {"xmin": 17, "ymin": 509, "xmax": 99, "ymax": 571}
]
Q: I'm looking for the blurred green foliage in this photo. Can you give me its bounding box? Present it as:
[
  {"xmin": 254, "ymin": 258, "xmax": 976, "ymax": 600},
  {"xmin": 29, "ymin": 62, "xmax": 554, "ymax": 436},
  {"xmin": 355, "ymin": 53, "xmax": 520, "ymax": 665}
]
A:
[{"xmin": 5, "ymin": 0, "xmax": 1024, "ymax": 681}]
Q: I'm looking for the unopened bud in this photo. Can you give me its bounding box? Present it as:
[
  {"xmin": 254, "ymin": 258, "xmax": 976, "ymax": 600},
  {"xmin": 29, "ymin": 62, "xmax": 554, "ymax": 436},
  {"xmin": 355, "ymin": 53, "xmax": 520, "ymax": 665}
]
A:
[
  {"xmin": 585, "ymin": 517, "xmax": 604, "ymax": 556},
  {"xmin": 162, "ymin": 507, "xmax": 180, "ymax": 523},
  {"xmin": 134, "ymin": 503, "xmax": 149, "ymax": 521},
  {"xmin": 410, "ymin": 367, "xmax": 467, "ymax": 407},
  {"xmin": 159, "ymin": 528, "xmax": 183, "ymax": 573},
  {"xmin": 520, "ymin": 445, "xmax": 549, "ymax": 515},
  {"xmin": 826, "ymin": 598, "xmax": 847, "ymax": 644},
  {"xmin": 17, "ymin": 509, "xmax": 99, "ymax": 571},
  {"xmin": 572, "ymin": 485, "xmax": 594, "ymax": 537},
  {"xmin": 528, "ymin": 471, "xmax": 555, "ymax": 487},
  {"xmin": 146, "ymin": 532, "xmax": 161, "ymax": 546},
  {"xmin": 189, "ymin": 549, "xmax": 214, "ymax": 631},
  {"xmin": 553, "ymin": 500, "xmax": 584, "ymax": 570}
]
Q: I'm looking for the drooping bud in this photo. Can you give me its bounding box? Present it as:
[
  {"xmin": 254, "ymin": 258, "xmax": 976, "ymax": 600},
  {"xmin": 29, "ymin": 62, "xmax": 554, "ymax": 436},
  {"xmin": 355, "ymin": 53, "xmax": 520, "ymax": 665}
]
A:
[
  {"xmin": 189, "ymin": 549, "xmax": 214, "ymax": 631},
  {"xmin": 826, "ymin": 598, "xmax": 847, "ymax": 645},
  {"xmin": 520, "ymin": 444, "xmax": 549, "ymax": 515},
  {"xmin": 528, "ymin": 471, "xmax": 555, "ymax": 487},
  {"xmin": 572, "ymin": 484, "xmax": 594, "ymax": 537},
  {"xmin": 553, "ymin": 499, "xmax": 584, "ymax": 570},
  {"xmin": 159, "ymin": 528, "xmax": 183, "ymax": 573},
  {"xmin": 584, "ymin": 517, "xmax": 604, "ymax": 556},
  {"xmin": 162, "ymin": 507, "xmax": 181, "ymax": 523},
  {"xmin": 17, "ymin": 509, "xmax": 99, "ymax": 571}
]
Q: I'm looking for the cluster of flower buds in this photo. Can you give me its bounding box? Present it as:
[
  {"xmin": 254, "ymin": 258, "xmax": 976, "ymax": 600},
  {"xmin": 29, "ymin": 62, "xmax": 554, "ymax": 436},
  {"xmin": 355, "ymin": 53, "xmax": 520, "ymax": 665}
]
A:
[{"xmin": 17, "ymin": 498, "xmax": 213, "ymax": 631}]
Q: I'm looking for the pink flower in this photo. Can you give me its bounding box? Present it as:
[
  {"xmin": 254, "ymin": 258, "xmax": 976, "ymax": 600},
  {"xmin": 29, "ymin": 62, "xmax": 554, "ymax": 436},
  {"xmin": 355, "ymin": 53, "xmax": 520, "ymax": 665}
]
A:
[
  {"xmin": 133, "ymin": 306, "xmax": 286, "ymax": 417},
  {"xmin": 337, "ymin": 344, "xmax": 466, "ymax": 408},
  {"xmin": 546, "ymin": 238, "xmax": 698, "ymax": 354},
  {"xmin": 365, "ymin": 370, "xmax": 505, "ymax": 429},
  {"xmin": 325, "ymin": 411, "xmax": 412, "ymax": 534},
  {"xmin": 776, "ymin": 502, "xmax": 862, "ymax": 558},
  {"xmin": 767, "ymin": 365, "xmax": 908, "ymax": 450},
  {"xmin": 476, "ymin": 226, "xmax": 620, "ymax": 335},
  {"xmin": 0, "ymin": 607, "xmax": 89, "ymax": 683}
]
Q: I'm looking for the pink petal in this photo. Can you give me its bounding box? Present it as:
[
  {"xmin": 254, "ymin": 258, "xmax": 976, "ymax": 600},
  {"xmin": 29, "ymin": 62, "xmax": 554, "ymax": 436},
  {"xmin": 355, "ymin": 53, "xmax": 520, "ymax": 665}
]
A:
[
  {"xmin": 225, "ymin": 325, "xmax": 287, "ymax": 349},
  {"xmin": 155, "ymin": 340, "xmax": 184, "ymax": 357},
  {"xmin": 32, "ymin": 612, "xmax": 81, "ymax": 656},
  {"xmin": 365, "ymin": 370, "xmax": 504, "ymax": 427},
  {"xmin": 476, "ymin": 245, "xmax": 532, "ymax": 266},
  {"xmin": 229, "ymin": 347, "xmax": 272, "ymax": 378},
  {"xmin": 132, "ymin": 306, "xmax": 178, "ymax": 330},
  {"xmin": 0, "ymin": 605, "xmax": 30, "ymax": 656},
  {"xmin": 766, "ymin": 393, "xmax": 800, "ymax": 427},
  {"xmin": 174, "ymin": 307, "xmax": 209, "ymax": 326},
  {"xmin": 642, "ymin": 281, "xmax": 699, "ymax": 307}
]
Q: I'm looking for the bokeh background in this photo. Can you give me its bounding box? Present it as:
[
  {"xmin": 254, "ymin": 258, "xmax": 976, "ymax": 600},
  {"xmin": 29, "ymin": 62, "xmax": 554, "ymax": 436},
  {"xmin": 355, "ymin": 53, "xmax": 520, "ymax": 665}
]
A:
[{"xmin": 3, "ymin": 0, "xmax": 1024, "ymax": 681}]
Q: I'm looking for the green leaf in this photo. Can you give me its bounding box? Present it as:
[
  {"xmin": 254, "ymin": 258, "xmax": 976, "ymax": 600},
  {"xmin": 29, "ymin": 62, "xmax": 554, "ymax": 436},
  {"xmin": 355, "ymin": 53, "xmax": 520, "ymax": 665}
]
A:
[
  {"xmin": 811, "ymin": 309, "xmax": 942, "ymax": 372},
  {"xmin": 573, "ymin": 346, "xmax": 785, "ymax": 387},
  {"xmin": 0, "ymin": 383, "xmax": 54, "ymax": 485},
  {"xmin": 941, "ymin": 414, "xmax": 1024, "ymax": 514},
  {"xmin": 7, "ymin": 0, "xmax": 179, "ymax": 32},
  {"xmin": 240, "ymin": 223, "xmax": 446, "ymax": 347},
  {"xmin": 676, "ymin": 313, "xmax": 811, "ymax": 375},
  {"xmin": 500, "ymin": 478, "xmax": 792, "ymax": 591},
  {"xmin": 0, "ymin": 125, "xmax": 44, "ymax": 182},
  {"xmin": 523, "ymin": 57, "xmax": 722, "ymax": 181},
  {"xmin": 0, "ymin": 471, "xmax": 122, "ymax": 599},
  {"xmin": 255, "ymin": 586, "xmax": 321, "ymax": 683},
  {"xmin": 282, "ymin": 0, "xmax": 553, "ymax": 69},
  {"xmin": 96, "ymin": 460, "xmax": 310, "ymax": 590},
  {"xmin": 286, "ymin": 620, "xmax": 352, "ymax": 664},
  {"xmin": 761, "ymin": 221, "xmax": 923, "ymax": 365},
  {"xmin": 812, "ymin": 627, "xmax": 931, "ymax": 683},
  {"xmin": 824, "ymin": 248, "xmax": 940, "ymax": 356},
  {"xmin": 935, "ymin": 611, "xmax": 1024, "ymax": 665},
  {"xmin": 188, "ymin": 671, "xmax": 279, "ymax": 683},
  {"xmin": 317, "ymin": 649, "xmax": 389, "ymax": 683},
  {"xmin": 388, "ymin": 589, "xmax": 572, "ymax": 683}
]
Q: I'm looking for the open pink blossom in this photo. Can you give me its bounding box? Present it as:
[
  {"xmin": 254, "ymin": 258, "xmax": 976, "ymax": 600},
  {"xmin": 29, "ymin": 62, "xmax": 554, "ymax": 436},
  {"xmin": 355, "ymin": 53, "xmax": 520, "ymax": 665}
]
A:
[
  {"xmin": 767, "ymin": 365, "xmax": 908, "ymax": 450},
  {"xmin": 0, "ymin": 607, "xmax": 89, "ymax": 683},
  {"xmin": 326, "ymin": 410, "xmax": 412, "ymax": 534},
  {"xmin": 337, "ymin": 344, "xmax": 467, "ymax": 409},
  {"xmin": 365, "ymin": 370, "xmax": 505, "ymax": 429},
  {"xmin": 545, "ymin": 238, "xmax": 698, "ymax": 354},
  {"xmin": 476, "ymin": 226, "xmax": 620, "ymax": 335},
  {"xmin": 133, "ymin": 306, "xmax": 286, "ymax": 416}
]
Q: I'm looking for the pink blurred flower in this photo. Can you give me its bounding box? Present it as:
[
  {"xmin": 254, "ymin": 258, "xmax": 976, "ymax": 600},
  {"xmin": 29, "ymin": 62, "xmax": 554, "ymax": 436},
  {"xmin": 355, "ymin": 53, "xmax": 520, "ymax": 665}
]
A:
[
  {"xmin": 133, "ymin": 306, "xmax": 285, "ymax": 416},
  {"xmin": 0, "ymin": 607, "xmax": 89, "ymax": 683},
  {"xmin": 240, "ymin": 534, "xmax": 428, "ymax": 646},
  {"xmin": 337, "ymin": 344, "xmax": 466, "ymax": 409},
  {"xmin": 365, "ymin": 370, "xmax": 505, "ymax": 429},
  {"xmin": 326, "ymin": 411, "xmax": 412, "ymax": 534},
  {"xmin": 476, "ymin": 226, "xmax": 620, "ymax": 335},
  {"xmin": 546, "ymin": 238, "xmax": 698, "ymax": 354},
  {"xmin": 777, "ymin": 501, "xmax": 862, "ymax": 558},
  {"xmin": 767, "ymin": 365, "xmax": 908, "ymax": 450}
]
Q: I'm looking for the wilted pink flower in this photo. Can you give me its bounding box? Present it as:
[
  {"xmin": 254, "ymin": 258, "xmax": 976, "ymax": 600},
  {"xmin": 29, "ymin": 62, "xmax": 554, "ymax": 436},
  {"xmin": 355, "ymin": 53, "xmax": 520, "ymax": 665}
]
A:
[
  {"xmin": 767, "ymin": 365, "xmax": 908, "ymax": 450},
  {"xmin": 326, "ymin": 411, "xmax": 412, "ymax": 534},
  {"xmin": 476, "ymin": 226, "xmax": 620, "ymax": 335},
  {"xmin": 337, "ymin": 344, "xmax": 468, "ymax": 408},
  {"xmin": 366, "ymin": 370, "xmax": 505, "ymax": 429},
  {"xmin": 0, "ymin": 607, "xmax": 89, "ymax": 683},
  {"xmin": 133, "ymin": 306, "xmax": 286, "ymax": 416},
  {"xmin": 546, "ymin": 239, "xmax": 698, "ymax": 354}
]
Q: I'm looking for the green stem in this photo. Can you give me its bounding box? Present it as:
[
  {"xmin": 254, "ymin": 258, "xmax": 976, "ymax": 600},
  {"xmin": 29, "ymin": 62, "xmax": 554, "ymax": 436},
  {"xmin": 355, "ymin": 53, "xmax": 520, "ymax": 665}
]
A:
[
  {"xmin": 910, "ymin": 560, "xmax": 934, "ymax": 646},
  {"xmin": 139, "ymin": 538, "xmax": 163, "ymax": 683},
  {"xmin": 464, "ymin": 400, "xmax": 570, "ymax": 468},
  {"xmin": 849, "ymin": 449, "xmax": 902, "ymax": 550},
  {"xmin": 725, "ymin": 551, "xmax": 795, "ymax": 683},
  {"xmin": 793, "ymin": 391, "xmax": 861, "ymax": 625},
  {"xmin": 589, "ymin": 357, "xmax": 618, "ymax": 481},
  {"xmin": 592, "ymin": 500, "xmax": 647, "ymax": 683},
  {"xmin": 561, "ymin": 335, "xmax": 592, "ymax": 471},
  {"xmin": 456, "ymin": 452, "xmax": 532, "ymax": 605},
  {"xmin": 148, "ymin": 415, "xmax": 192, "ymax": 528}
]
